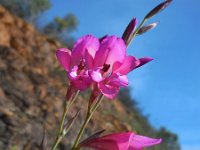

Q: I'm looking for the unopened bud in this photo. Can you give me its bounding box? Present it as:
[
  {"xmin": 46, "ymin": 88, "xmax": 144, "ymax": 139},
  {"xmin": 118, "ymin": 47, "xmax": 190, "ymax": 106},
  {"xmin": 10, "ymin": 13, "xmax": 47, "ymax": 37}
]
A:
[
  {"xmin": 137, "ymin": 22, "xmax": 159, "ymax": 35},
  {"xmin": 99, "ymin": 35, "xmax": 108, "ymax": 43},
  {"xmin": 122, "ymin": 18, "xmax": 137, "ymax": 45},
  {"xmin": 145, "ymin": 0, "xmax": 172, "ymax": 19}
]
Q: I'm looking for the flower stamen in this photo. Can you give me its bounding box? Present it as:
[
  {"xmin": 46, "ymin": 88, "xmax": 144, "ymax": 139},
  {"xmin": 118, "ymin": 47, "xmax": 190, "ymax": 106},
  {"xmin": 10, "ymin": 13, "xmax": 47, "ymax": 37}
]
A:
[{"xmin": 102, "ymin": 64, "xmax": 110, "ymax": 72}]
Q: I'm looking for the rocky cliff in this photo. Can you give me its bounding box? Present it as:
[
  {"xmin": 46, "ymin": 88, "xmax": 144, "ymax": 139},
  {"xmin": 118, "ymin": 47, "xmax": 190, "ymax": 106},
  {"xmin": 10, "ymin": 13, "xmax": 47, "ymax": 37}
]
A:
[{"xmin": 0, "ymin": 6, "xmax": 180, "ymax": 150}]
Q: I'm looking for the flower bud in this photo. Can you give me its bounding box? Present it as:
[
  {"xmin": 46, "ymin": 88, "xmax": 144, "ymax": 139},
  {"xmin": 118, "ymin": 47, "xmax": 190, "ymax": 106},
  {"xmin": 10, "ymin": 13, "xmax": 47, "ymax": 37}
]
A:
[
  {"xmin": 99, "ymin": 35, "xmax": 108, "ymax": 43},
  {"xmin": 137, "ymin": 21, "xmax": 159, "ymax": 35},
  {"xmin": 122, "ymin": 18, "xmax": 137, "ymax": 45},
  {"xmin": 145, "ymin": 0, "xmax": 172, "ymax": 19}
]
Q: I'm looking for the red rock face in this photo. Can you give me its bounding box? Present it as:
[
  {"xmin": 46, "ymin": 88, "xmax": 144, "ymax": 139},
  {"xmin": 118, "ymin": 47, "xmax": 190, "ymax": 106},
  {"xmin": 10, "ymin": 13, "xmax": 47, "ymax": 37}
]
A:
[{"xmin": 0, "ymin": 6, "xmax": 68, "ymax": 149}]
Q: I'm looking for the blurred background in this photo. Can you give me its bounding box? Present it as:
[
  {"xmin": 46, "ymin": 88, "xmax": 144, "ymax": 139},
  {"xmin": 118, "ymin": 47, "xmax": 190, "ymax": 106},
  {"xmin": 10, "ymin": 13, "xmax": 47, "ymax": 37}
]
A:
[{"xmin": 0, "ymin": 0, "xmax": 199, "ymax": 150}]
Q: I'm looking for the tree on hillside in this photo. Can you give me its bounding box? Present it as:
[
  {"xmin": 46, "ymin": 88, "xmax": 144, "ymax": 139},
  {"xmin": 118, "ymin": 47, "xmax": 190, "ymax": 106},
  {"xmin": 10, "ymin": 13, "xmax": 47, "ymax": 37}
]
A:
[
  {"xmin": 43, "ymin": 14, "xmax": 78, "ymax": 47},
  {"xmin": 0, "ymin": 0, "xmax": 78, "ymax": 47},
  {"xmin": 118, "ymin": 88, "xmax": 138, "ymax": 112},
  {"xmin": 0, "ymin": 0, "xmax": 51, "ymax": 23}
]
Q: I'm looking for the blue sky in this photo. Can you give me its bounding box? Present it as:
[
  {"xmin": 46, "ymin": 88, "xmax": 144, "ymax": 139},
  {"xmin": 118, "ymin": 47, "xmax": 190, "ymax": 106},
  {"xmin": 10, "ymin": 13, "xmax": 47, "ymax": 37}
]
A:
[{"xmin": 42, "ymin": 0, "xmax": 200, "ymax": 149}]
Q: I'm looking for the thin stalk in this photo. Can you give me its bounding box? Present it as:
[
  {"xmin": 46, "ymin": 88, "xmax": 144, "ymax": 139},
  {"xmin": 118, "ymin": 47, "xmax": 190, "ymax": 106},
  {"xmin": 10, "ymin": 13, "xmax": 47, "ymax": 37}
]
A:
[
  {"xmin": 72, "ymin": 94, "xmax": 104, "ymax": 150},
  {"xmin": 51, "ymin": 90, "xmax": 80, "ymax": 150}
]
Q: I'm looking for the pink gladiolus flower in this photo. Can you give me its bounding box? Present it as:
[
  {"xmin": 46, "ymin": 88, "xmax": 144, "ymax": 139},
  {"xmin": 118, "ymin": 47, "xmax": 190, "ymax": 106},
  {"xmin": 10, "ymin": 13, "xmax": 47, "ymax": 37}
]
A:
[
  {"xmin": 80, "ymin": 132, "xmax": 162, "ymax": 150},
  {"xmin": 89, "ymin": 36, "xmax": 153, "ymax": 99},
  {"xmin": 56, "ymin": 35, "xmax": 100, "ymax": 91}
]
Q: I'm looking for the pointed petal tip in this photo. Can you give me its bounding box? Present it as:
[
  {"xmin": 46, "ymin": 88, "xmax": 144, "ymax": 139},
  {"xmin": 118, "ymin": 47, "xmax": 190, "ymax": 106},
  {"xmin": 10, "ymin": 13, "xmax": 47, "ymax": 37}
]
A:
[
  {"xmin": 135, "ymin": 57, "xmax": 154, "ymax": 69},
  {"xmin": 132, "ymin": 17, "xmax": 138, "ymax": 24},
  {"xmin": 146, "ymin": 57, "xmax": 154, "ymax": 61},
  {"xmin": 155, "ymin": 138, "xmax": 162, "ymax": 144}
]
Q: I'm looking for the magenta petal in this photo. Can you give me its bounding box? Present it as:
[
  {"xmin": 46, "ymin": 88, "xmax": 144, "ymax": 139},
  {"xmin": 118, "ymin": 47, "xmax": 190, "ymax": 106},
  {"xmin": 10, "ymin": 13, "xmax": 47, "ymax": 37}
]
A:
[
  {"xmin": 70, "ymin": 76, "xmax": 92, "ymax": 91},
  {"xmin": 82, "ymin": 139, "xmax": 118, "ymax": 150},
  {"xmin": 129, "ymin": 134, "xmax": 162, "ymax": 149},
  {"xmin": 109, "ymin": 73, "xmax": 128, "ymax": 87},
  {"xmin": 56, "ymin": 48, "xmax": 71, "ymax": 71},
  {"xmin": 104, "ymin": 36, "xmax": 126, "ymax": 66},
  {"xmin": 71, "ymin": 34, "xmax": 100, "ymax": 66},
  {"xmin": 118, "ymin": 75, "xmax": 129, "ymax": 87},
  {"xmin": 81, "ymin": 132, "xmax": 162, "ymax": 150},
  {"xmin": 136, "ymin": 57, "xmax": 153, "ymax": 68},
  {"xmin": 112, "ymin": 61, "xmax": 122, "ymax": 72},
  {"xmin": 85, "ymin": 49, "xmax": 94, "ymax": 69},
  {"xmin": 98, "ymin": 81, "xmax": 120, "ymax": 99},
  {"xmin": 94, "ymin": 36, "xmax": 126, "ymax": 68},
  {"xmin": 81, "ymin": 132, "xmax": 132, "ymax": 150},
  {"xmin": 102, "ymin": 132, "xmax": 132, "ymax": 150},
  {"xmin": 68, "ymin": 66, "xmax": 78, "ymax": 80},
  {"xmin": 94, "ymin": 43, "xmax": 110, "ymax": 68},
  {"xmin": 68, "ymin": 66, "xmax": 92, "ymax": 90},
  {"xmin": 114, "ymin": 56, "xmax": 140, "ymax": 75},
  {"xmin": 90, "ymin": 69, "xmax": 103, "ymax": 82}
]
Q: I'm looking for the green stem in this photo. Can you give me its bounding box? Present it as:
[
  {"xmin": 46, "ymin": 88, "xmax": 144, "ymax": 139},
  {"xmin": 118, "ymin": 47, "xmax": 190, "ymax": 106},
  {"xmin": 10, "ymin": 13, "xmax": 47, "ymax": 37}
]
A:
[
  {"xmin": 72, "ymin": 94, "xmax": 104, "ymax": 150},
  {"xmin": 127, "ymin": 18, "xmax": 147, "ymax": 47},
  {"xmin": 51, "ymin": 90, "xmax": 80, "ymax": 150}
]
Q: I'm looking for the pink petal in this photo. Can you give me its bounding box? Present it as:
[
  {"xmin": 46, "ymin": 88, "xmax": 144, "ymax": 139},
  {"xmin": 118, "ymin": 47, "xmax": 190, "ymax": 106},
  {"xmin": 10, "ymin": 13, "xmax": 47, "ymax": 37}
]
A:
[
  {"xmin": 85, "ymin": 49, "xmax": 94, "ymax": 69},
  {"xmin": 104, "ymin": 36, "xmax": 126, "ymax": 67},
  {"xmin": 71, "ymin": 34, "xmax": 100, "ymax": 66},
  {"xmin": 129, "ymin": 134, "xmax": 162, "ymax": 149},
  {"xmin": 114, "ymin": 56, "xmax": 140, "ymax": 75},
  {"xmin": 112, "ymin": 61, "xmax": 122, "ymax": 72},
  {"xmin": 117, "ymin": 75, "xmax": 129, "ymax": 87},
  {"xmin": 98, "ymin": 80, "xmax": 120, "ymax": 99},
  {"xmin": 68, "ymin": 66, "xmax": 78, "ymax": 80},
  {"xmin": 83, "ymin": 140, "xmax": 118, "ymax": 150},
  {"xmin": 94, "ymin": 36, "xmax": 126, "ymax": 69},
  {"xmin": 81, "ymin": 132, "xmax": 162, "ymax": 150},
  {"xmin": 136, "ymin": 57, "xmax": 153, "ymax": 69},
  {"xmin": 102, "ymin": 132, "xmax": 132, "ymax": 149},
  {"xmin": 108, "ymin": 74, "xmax": 128, "ymax": 87},
  {"xmin": 90, "ymin": 69, "xmax": 103, "ymax": 82},
  {"xmin": 56, "ymin": 48, "xmax": 71, "ymax": 71},
  {"xmin": 97, "ymin": 73, "xmax": 128, "ymax": 99},
  {"xmin": 81, "ymin": 132, "xmax": 132, "ymax": 150},
  {"xmin": 70, "ymin": 76, "xmax": 92, "ymax": 91},
  {"xmin": 68, "ymin": 66, "xmax": 92, "ymax": 91}
]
